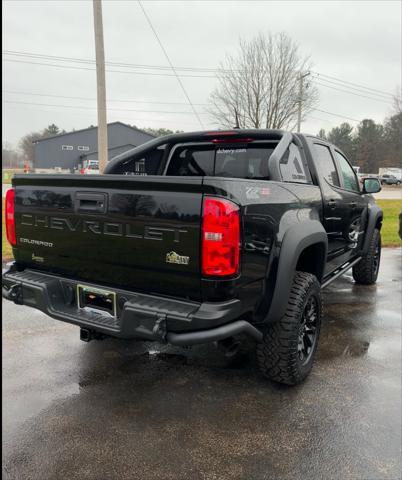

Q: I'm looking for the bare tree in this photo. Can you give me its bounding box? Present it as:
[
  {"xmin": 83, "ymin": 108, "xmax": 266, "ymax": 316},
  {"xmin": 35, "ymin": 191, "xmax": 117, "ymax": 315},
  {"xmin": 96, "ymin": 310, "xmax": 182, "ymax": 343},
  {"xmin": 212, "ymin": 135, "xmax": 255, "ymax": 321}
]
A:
[
  {"xmin": 19, "ymin": 131, "xmax": 44, "ymax": 168},
  {"xmin": 18, "ymin": 124, "xmax": 64, "ymax": 168},
  {"xmin": 208, "ymin": 32, "xmax": 318, "ymax": 130}
]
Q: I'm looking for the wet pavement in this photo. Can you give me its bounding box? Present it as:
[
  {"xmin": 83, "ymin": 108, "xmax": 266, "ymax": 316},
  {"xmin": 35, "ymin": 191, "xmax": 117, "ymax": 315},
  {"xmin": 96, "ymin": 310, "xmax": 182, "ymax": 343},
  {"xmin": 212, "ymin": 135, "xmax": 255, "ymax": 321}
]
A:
[{"xmin": 2, "ymin": 249, "xmax": 401, "ymax": 480}]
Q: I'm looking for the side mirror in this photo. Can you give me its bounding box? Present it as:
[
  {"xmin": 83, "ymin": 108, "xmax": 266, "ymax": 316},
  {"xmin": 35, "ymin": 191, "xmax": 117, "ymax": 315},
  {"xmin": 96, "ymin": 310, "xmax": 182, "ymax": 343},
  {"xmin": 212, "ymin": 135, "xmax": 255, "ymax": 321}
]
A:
[{"xmin": 363, "ymin": 177, "xmax": 381, "ymax": 194}]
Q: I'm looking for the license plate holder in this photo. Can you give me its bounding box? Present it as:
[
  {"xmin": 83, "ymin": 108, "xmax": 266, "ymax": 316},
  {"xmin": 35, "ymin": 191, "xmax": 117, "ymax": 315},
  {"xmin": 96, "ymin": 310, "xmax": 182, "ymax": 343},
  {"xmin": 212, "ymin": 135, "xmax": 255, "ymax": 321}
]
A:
[{"xmin": 77, "ymin": 284, "xmax": 116, "ymax": 317}]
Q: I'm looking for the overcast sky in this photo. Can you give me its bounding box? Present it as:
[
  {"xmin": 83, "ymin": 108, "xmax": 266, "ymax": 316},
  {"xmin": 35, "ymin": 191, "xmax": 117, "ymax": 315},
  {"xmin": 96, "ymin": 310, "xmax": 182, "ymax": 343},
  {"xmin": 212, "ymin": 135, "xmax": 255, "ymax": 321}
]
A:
[{"xmin": 2, "ymin": 0, "xmax": 401, "ymax": 148}]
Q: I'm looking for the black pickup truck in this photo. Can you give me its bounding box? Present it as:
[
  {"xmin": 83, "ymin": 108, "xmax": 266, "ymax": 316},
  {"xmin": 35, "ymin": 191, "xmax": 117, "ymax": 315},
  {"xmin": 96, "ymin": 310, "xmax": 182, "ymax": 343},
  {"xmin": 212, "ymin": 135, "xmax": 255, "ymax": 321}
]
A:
[{"xmin": 3, "ymin": 130, "xmax": 383, "ymax": 385}]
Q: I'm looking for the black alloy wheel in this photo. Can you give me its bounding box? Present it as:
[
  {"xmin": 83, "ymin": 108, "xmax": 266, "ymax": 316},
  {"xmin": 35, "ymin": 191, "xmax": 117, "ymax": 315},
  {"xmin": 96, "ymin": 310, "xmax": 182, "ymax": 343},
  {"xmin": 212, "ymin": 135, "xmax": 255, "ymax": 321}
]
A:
[{"xmin": 298, "ymin": 296, "xmax": 319, "ymax": 366}]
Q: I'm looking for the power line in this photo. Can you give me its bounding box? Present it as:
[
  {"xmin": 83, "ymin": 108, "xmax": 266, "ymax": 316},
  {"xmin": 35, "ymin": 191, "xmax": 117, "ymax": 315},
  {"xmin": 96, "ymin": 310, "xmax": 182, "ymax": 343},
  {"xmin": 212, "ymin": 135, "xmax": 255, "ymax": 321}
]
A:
[
  {"xmin": 4, "ymin": 50, "xmax": 394, "ymax": 101},
  {"xmin": 3, "ymin": 99, "xmax": 209, "ymax": 115},
  {"xmin": 4, "ymin": 103, "xmax": 205, "ymax": 126},
  {"xmin": 3, "ymin": 89, "xmax": 208, "ymax": 106},
  {"xmin": 3, "ymin": 52, "xmax": 383, "ymax": 126},
  {"xmin": 137, "ymin": 1, "xmax": 204, "ymax": 128},
  {"xmin": 6, "ymin": 57, "xmax": 392, "ymax": 109},
  {"xmin": 4, "ymin": 50, "xmax": 395, "ymax": 104},
  {"xmin": 311, "ymin": 70, "xmax": 394, "ymax": 98},
  {"xmin": 3, "ymin": 58, "xmax": 216, "ymax": 79},
  {"xmin": 306, "ymin": 115, "xmax": 335, "ymax": 125},
  {"xmin": 312, "ymin": 80, "xmax": 392, "ymax": 104},
  {"xmin": 3, "ymin": 49, "xmax": 221, "ymax": 73},
  {"xmin": 3, "ymin": 90, "xmax": 363, "ymax": 125},
  {"xmin": 4, "ymin": 50, "xmax": 394, "ymax": 98},
  {"xmin": 311, "ymin": 75, "xmax": 392, "ymax": 100},
  {"xmin": 4, "ymin": 98, "xmax": 362, "ymax": 125},
  {"xmin": 313, "ymin": 108, "xmax": 360, "ymax": 123}
]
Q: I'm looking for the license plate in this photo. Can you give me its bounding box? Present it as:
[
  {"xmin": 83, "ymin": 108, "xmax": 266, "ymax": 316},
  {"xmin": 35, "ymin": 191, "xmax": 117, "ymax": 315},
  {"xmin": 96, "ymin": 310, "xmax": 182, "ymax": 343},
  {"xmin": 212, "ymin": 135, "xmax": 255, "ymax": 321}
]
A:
[{"xmin": 77, "ymin": 284, "xmax": 116, "ymax": 317}]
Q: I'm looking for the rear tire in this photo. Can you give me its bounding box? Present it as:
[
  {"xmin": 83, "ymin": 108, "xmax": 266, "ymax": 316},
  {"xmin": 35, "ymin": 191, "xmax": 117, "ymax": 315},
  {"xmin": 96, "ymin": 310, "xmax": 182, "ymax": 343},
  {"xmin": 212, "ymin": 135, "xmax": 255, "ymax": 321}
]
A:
[
  {"xmin": 352, "ymin": 228, "xmax": 381, "ymax": 285},
  {"xmin": 257, "ymin": 271, "xmax": 322, "ymax": 385}
]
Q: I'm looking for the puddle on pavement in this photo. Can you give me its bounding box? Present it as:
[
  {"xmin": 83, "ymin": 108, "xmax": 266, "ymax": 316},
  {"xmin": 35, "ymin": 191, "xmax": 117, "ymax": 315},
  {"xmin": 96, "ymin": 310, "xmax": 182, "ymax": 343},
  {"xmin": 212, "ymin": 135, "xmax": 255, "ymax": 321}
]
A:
[
  {"xmin": 341, "ymin": 341, "xmax": 370, "ymax": 357},
  {"xmin": 318, "ymin": 333, "xmax": 372, "ymax": 361},
  {"xmin": 323, "ymin": 302, "xmax": 372, "ymax": 315},
  {"xmin": 77, "ymin": 347, "xmax": 253, "ymax": 388}
]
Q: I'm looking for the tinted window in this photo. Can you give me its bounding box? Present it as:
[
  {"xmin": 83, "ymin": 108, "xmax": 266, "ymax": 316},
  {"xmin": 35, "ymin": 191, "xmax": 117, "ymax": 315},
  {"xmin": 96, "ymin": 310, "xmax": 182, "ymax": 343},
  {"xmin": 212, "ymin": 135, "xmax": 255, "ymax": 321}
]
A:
[
  {"xmin": 313, "ymin": 144, "xmax": 340, "ymax": 187},
  {"xmin": 279, "ymin": 143, "xmax": 309, "ymax": 183},
  {"xmin": 214, "ymin": 145, "xmax": 274, "ymax": 179},
  {"xmin": 113, "ymin": 145, "xmax": 166, "ymax": 175},
  {"xmin": 334, "ymin": 151, "xmax": 360, "ymax": 192},
  {"xmin": 166, "ymin": 144, "xmax": 275, "ymax": 179},
  {"xmin": 166, "ymin": 146, "xmax": 214, "ymax": 176}
]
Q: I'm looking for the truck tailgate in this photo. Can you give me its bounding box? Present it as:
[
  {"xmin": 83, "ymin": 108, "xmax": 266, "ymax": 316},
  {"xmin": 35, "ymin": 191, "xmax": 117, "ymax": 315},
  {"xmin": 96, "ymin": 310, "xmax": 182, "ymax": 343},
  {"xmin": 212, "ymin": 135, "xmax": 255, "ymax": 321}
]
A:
[{"xmin": 12, "ymin": 175, "xmax": 204, "ymax": 300}]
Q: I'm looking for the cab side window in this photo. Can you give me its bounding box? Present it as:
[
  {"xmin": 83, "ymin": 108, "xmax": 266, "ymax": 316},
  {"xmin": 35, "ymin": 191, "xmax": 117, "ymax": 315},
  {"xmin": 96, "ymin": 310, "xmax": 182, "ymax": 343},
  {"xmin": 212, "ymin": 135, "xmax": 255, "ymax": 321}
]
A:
[
  {"xmin": 313, "ymin": 144, "xmax": 340, "ymax": 187},
  {"xmin": 334, "ymin": 150, "xmax": 360, "ymax": 192}
]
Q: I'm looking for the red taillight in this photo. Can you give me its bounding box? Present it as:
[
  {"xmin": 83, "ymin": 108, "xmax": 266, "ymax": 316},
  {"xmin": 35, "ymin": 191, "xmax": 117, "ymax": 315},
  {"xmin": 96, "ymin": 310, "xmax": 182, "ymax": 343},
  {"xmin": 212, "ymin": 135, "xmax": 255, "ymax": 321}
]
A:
[
  {"xmin": 201, "ymin": 197, "xmax": 240, "ymax": 277},
  {"xmin": 5, "ymin": 188, "xmax": 16, "ymax": 246}
]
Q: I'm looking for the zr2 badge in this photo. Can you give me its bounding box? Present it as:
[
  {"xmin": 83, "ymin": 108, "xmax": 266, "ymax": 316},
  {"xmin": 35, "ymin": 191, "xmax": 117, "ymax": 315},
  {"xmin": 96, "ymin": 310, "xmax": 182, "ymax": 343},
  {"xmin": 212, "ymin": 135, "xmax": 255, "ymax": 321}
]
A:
[{"xmin": 166, "ymin": 251, "xmax": 190, "ymax": 265}]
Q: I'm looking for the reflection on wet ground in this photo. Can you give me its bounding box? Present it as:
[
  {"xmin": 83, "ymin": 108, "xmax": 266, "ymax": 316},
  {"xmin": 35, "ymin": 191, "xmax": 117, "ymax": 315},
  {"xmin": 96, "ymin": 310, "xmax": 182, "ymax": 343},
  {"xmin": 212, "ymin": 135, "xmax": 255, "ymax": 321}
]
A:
[{"xmin": 2, "ymin": 249, "xmax": 401, "ymax": 480}]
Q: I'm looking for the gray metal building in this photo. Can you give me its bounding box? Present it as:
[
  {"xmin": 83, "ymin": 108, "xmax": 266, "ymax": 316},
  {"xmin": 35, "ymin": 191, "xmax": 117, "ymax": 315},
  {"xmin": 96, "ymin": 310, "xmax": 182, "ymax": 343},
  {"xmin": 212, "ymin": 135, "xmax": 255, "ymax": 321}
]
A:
[{"xmin": 33, "ymin": 122, "xmax": 155, "ymax": 171}]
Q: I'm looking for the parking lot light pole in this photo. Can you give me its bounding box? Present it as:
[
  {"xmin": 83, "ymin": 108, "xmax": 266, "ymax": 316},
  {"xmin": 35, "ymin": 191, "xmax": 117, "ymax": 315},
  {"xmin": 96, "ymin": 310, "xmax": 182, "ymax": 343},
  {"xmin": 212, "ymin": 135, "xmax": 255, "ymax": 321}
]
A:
[{"xmin": 93, "ymin": 0, "xmax": 108, "ymax": 173}]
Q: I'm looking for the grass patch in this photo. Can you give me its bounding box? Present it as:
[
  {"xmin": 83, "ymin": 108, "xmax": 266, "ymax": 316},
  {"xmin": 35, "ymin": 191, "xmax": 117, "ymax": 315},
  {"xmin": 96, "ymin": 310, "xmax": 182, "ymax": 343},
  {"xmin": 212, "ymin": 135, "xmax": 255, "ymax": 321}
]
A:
[
  {"xmin": 376, "ymin": 199, "xmax": 402, "ymax": 247},
  {"xmin": 2, "ymin": 169, "xmax": 23, "ymax": 184}
]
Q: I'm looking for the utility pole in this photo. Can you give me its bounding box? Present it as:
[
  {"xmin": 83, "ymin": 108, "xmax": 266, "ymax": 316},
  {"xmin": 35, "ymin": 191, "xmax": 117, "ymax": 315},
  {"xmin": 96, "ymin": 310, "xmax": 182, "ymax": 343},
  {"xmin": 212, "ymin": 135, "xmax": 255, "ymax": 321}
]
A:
[
  {"xmin": 93, "ymin": 0, "xmax": 108, "ymax": 173},
  {"xmin": 234, "ymin": 107, "xmax": 240, "ymax": 128},
  {"xmin": 297, "ymin": 71, "xmax": 310, "ymax": 133}
]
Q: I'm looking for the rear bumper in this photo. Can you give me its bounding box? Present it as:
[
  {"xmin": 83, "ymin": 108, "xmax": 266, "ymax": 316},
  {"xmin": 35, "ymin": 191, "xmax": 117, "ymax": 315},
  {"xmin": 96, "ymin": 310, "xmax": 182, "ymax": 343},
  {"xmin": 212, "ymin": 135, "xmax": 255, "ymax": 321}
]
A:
[{"xmin": 2, "ymin": 266, "xmax": 262, "ymax": 345}]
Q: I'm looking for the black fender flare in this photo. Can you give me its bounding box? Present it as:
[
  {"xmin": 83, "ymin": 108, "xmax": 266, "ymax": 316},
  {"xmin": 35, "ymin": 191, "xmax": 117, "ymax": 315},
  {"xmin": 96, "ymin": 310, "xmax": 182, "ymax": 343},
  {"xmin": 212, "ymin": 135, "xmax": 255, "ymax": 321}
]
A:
[
  {"xmin": 362, "ymin": 204, "xmax": 383, "ymax": 254},
  {"xmin": 266, "ymin": 221, "xmax": 328, "ymax": 323}
]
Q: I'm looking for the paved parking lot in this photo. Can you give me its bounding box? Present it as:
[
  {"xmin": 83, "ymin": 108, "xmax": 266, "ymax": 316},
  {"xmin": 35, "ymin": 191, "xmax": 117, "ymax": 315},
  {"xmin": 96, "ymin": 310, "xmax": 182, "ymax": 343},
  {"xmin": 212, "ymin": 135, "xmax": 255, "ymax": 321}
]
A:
[
  {"xmin": 373, "ymin": 185, "xmax": 402, "ymax": 200},
  {"xmin": 2, "ymin": 248, "xmax": 401, "ymax": 480}
]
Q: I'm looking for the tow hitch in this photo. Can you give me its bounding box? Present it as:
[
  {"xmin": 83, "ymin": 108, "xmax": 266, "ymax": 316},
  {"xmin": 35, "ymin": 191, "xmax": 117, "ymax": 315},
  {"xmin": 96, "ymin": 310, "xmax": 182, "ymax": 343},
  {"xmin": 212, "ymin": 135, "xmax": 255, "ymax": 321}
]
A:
[{"xmin": 80, "ymin": 328, "xmax": 107, "ymax": 342}]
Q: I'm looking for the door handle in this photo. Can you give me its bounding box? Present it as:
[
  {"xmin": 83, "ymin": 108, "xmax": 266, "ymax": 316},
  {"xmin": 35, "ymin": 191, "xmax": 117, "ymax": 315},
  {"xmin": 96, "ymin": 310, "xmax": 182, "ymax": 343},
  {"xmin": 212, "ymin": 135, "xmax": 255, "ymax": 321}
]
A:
[
  {"xmin": 327, "ymin": 199, "xmax": 337, "ymax": 209},
  {"xmin": 75, "ymin": 192, "xmax": 107, "ymax": 214},
  {"xmin": 349, "ymin": 201, "xmax": 357, "ymax": 209}
]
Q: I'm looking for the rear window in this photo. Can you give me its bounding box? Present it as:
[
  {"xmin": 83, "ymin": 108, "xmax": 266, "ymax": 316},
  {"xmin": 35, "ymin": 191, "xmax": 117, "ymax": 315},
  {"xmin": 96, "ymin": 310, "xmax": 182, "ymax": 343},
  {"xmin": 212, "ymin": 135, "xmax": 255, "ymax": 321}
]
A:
[
  {"xmin": 165, "ymin": 142, "xmax": 312, "ymax": 183},
  {"xmin": 166, "ymin": 145, "xmax": 215, "ymax": 176},
  {"xmin": 166, "ymin": 144, "xmax": 276, "ymax": 180},
  {"xmin": 215, "ymin": 146, "xmax": 274, "ymax": 179}
]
